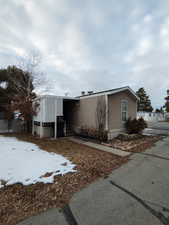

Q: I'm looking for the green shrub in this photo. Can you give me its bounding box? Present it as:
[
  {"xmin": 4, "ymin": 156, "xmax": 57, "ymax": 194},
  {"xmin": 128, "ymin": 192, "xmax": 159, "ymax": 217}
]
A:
[{"xmin": 125, "ymin": 117, "xmax": 147, "ymax": 134}]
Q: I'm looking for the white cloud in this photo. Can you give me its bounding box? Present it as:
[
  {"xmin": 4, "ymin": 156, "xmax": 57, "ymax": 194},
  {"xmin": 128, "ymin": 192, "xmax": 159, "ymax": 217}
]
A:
[
  {"xmin": 136, "ymin": 38, "xmax": 153, "ymax": 56},
  {"xmin": 143, "ymin": 14, "xmax": 152, "ymax": 23},
  {"xmin": 160, "ymin": 16, "xmax": 169, "ymax": 37},
  {"xmin": 0, "ymin": 0, "xmax": 169, "ymax": 108},
  {"xmin": 160, "ymin": 16, "xmax": 169, "ymax": 49}
]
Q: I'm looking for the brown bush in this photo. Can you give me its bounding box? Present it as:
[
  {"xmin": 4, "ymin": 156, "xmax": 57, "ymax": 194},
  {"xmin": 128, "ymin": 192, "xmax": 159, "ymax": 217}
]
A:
[
  {"xmin": 125, "ymin": 117, "xmax": 147, "ymax": 134},
  {"xmin": 78, "ymin": 126, "xmax": 108, "ymax": 142}
]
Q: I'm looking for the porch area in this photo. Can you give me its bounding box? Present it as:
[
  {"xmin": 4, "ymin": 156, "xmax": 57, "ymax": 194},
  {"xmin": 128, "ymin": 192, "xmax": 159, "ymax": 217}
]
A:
[{"xmin": 32, "ymin": 96, "xmax": 78, "ymax": 138}]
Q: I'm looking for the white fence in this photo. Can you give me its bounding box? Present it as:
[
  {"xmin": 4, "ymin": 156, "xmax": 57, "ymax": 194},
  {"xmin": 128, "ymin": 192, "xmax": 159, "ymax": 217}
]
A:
[
  {"xmin": 137, "ymin": 112, "xmax": 165, "ymax": 122},
  {"xmin": 165, "ymin": 113, "xmax": 169, "ymax": 121}
]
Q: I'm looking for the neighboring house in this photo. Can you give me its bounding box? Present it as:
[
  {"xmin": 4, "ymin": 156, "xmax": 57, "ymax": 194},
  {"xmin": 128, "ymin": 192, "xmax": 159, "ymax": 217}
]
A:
[
  {"xmin": 33, "ymin": 86, "xmax": 138, "ymax": 140},
  {"xmin": 137, "ymin": 111, "xmax": 165, "ymax": 122}
]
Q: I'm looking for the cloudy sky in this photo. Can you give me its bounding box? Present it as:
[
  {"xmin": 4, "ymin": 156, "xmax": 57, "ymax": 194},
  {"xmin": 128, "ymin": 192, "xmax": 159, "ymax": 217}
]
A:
[{"xmin": 1, "ymin": 0, "xmax": 169, "ymax": 109}]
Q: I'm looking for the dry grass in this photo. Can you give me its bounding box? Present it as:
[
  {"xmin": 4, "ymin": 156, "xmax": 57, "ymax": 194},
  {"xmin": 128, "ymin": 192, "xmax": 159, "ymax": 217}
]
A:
[
  {"xmin": 111, "ymin": 135, "xmax": 162, "ymax": 152},
  {"xmin": 0, "ymin": 134, "xmax": 128, "ymax": 225}
]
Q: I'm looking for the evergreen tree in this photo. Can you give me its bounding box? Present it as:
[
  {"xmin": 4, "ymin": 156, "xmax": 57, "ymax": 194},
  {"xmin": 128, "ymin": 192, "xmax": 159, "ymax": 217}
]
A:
[
  {"xmin": 164, "ymin": 90, "xmax": 169, "ymax": 112},
  {"xmin": 155, "ymin": 107, "xmax": 164, "ymax": 113},
  {"xmin": 0, "ymin": 68, "xmax": 13, "ymax": 116},
  {"xmin": 136, "ymin": 88, "xmax": 153, "ymax": 112},
  {"xmin": 155, "ymin": 108, "xmax": 160, "ymax": 113}
]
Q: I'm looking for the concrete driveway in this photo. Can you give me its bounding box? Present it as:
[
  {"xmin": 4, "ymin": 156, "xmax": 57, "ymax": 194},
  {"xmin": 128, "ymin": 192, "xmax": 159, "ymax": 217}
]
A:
[
  {"xmin": 17, "ymin": 137, "xmax": 169, "ymax": 225},
  {"xmin": 144, "ymin": 121, "xmax": 169, "ymax": 136}
]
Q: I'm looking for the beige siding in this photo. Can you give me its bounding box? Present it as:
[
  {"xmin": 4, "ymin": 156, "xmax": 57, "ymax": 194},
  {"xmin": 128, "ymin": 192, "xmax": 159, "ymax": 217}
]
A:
[
  {"xmin": 72, "ymin": 91, "xmax": 137, "ymax": 133},
  {"xmin": 72, "ymin": 95, "xmax": 104, "ymax": 131},
  {"xmin": 108, "ymin": 90, "xmax": 137, "ymax": 130}
]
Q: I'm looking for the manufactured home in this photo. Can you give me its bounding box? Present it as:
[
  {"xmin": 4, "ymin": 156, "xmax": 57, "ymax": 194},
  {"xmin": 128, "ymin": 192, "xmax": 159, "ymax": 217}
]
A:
[{"xmin": 33, "ymin": 86, "xmax": 138, "ymax": 140}]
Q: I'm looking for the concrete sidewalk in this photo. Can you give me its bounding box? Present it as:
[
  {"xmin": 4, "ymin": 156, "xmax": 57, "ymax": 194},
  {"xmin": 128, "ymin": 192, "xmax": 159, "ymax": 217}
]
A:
[{"xmin": 69, "ymin": 137, "xmax": 130, "ymax": 157}]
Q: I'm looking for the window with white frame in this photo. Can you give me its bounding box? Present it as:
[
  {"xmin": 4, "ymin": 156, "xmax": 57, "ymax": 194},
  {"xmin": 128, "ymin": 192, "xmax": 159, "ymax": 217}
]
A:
[{"xmin": 121, "ymin": 100, "xmax": 128, "ymax": 121}]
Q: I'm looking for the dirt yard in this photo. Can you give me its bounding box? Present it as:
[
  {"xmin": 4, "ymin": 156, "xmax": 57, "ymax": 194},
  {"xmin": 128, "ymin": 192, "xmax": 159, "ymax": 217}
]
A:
[
  {"xmin": 110, "ymin": 135, "xmax": 162, "ymax": 152},
  {"xmin": 0, "ymin": 134, "xmax": 128, "ymax": 225}
]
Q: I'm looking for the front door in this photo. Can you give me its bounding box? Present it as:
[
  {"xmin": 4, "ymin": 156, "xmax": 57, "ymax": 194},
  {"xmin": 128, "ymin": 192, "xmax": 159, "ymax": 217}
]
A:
[{"xmin": 57, "ymin": 116, "xmax": 64, "ymax": 137}]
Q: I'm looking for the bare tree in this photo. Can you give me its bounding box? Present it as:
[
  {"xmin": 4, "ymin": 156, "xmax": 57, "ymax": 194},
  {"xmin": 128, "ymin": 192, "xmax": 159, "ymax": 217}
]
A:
[
  {"xmin": 17, "ymin": 51, "xmax": 50, "ymax": 94},
  {"xmin": 95, "ymin": 96, "xmax": 107, "ymax": 141},
  {"xmin": 4, "ymin": 51, "xmax": 45, "ymax": 98}
]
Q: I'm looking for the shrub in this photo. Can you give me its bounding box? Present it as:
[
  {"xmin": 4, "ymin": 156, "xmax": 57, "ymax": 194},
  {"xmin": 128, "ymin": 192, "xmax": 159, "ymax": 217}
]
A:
[
  {"xmin": 80, "ymin": 126, "xmax": 89, "ymax": 137},
  {"xmin": 97, "ymin": 129, "xmax": 108, "ymax": 142},
  {"xmin": 79, "ymin": 126, "xmax": 108, "ymax": 142},
  {"xmin": 125, "ymin": 117, "xmax": 147, "ymax": 134}
]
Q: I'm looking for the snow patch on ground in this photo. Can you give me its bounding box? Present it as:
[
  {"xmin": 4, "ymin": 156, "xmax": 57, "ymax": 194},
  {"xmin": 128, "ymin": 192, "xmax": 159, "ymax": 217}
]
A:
[{"xmin": 0, "ymin": 136, "xmax": 76, "ymax": 188}]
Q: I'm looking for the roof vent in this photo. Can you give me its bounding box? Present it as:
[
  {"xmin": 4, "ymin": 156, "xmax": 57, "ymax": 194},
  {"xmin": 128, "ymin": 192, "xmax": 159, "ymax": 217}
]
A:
[{"xmin": 88, "ymin": 91, "xmax": 93, "ymax": 95}]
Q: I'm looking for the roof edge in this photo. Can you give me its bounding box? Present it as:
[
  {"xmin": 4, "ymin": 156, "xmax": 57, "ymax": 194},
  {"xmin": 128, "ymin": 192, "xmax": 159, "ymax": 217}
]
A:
[{"xmin": 78, "ymin": 86, "xmax": 139, "ymax": 100}]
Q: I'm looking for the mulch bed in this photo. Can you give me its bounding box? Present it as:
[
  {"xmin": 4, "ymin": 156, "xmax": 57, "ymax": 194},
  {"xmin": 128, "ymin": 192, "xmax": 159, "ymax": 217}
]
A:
[
  {"xmin": 110, "ymin": 135, "xmax": 162, "ymax": 153},
  {"xmin": 0, "ymin": 134, "xmax": 128, "ymax": 225}
]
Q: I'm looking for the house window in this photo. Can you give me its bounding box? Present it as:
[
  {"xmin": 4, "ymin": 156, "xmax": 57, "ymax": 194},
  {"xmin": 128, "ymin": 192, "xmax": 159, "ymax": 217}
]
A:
[
  {"xmin": 121, "ymin": 100, "xmax": 128, "ymax": 122},
  {"xmin": 34, "ymin": 121, "xmax": 40, "ymax": 126}
]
